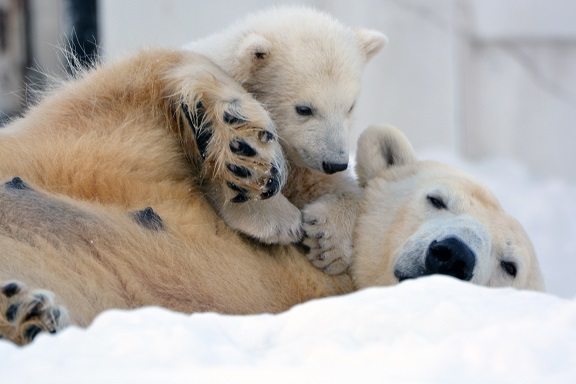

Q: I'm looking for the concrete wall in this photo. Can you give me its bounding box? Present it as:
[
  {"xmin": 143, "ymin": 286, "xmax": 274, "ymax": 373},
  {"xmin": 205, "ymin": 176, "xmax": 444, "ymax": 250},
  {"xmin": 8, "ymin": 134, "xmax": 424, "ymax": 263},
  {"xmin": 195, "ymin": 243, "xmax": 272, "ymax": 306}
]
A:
[
  {"xmin": 2, "ymin": 0, "xmax": 575, "ymax": 181},
  {"xmin": 0, "ymin": 0, "xmax": 27, "ymax": 117},
  {"xmin": 100, "ymin": 0, "xmax": 576, "ymax": 181}
]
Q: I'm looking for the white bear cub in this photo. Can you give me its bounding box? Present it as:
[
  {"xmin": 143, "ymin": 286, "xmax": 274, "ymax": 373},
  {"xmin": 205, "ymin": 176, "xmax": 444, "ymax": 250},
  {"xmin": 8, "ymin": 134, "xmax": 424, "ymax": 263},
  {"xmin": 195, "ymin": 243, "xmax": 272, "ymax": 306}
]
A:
[{"xmin": 186, "ymin": 6, "xmax": 387, "ymax": 274}]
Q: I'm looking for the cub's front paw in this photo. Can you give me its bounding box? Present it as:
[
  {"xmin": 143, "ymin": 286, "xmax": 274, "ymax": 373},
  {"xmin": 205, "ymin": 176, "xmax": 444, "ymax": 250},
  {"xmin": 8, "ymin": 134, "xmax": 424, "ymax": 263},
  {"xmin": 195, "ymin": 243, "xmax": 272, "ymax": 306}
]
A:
[
  {"xmin": 0, "ymin": 281, "xmax": 68, "ymax": 346},
  {"xmin": 180, "ymin": 89, "xmax": 285, "ymax": 203},
  {"xmin": 302, "ymin": 194, "xmax": 360, "ymax": 275}
]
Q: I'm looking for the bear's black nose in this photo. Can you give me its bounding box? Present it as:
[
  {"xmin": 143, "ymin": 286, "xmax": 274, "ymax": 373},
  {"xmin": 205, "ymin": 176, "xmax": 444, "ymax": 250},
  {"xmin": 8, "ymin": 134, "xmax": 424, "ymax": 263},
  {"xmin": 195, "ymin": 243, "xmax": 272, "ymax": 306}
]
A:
[
  {"xmin": 425, "ymin": 237, "xmax": 476, "ymax": 281},
  {"xmin": 322, "ymin": 162, "xmax": 348, "ymax": 174}
]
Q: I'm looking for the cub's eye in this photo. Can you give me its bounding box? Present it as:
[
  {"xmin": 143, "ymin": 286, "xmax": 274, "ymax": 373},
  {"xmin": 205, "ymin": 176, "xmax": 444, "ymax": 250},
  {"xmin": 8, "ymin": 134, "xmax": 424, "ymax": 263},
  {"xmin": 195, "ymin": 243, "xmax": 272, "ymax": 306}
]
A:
[
  {"xmin": 501, "ymin": 261, "xmax": 517, "ymax": 278},
  {"xmin": 427, "ymin": 195, "xmax": 447, "ymax": 210},
  {"xmin": 295, "ymin": 105, "xmax": 313, "ymax": 116}
]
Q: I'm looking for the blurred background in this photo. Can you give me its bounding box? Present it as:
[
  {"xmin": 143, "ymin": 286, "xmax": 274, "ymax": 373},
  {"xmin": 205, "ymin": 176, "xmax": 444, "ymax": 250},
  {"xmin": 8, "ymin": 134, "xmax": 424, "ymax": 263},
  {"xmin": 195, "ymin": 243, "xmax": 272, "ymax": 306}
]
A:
[
  {"xmin": 2, "ymin": 0, "xmax": 575, "ymax": 180},
  {"xmin": 1, "ymin": 0, "xmax": 575, "ymax": 296}
]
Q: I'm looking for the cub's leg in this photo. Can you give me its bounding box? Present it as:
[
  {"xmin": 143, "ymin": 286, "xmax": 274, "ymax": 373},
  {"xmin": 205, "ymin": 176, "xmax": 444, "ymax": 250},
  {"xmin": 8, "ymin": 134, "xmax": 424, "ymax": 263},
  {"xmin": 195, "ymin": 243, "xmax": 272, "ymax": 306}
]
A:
[
  {"xmin": 168, "ymin": 54, "xmax": 302, "ymax": 244},
  {"xmin": 0, "ymin": 281, "xmax": 68, "ymax": 346}
]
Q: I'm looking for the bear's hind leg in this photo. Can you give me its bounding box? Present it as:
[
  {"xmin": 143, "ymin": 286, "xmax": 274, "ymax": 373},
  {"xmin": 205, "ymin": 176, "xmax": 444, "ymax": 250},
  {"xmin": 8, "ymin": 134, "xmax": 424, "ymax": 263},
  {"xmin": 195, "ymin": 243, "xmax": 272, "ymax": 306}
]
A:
[{"xmin": 0, "ymin": 281, "xmax": 69, "ymax": 346}]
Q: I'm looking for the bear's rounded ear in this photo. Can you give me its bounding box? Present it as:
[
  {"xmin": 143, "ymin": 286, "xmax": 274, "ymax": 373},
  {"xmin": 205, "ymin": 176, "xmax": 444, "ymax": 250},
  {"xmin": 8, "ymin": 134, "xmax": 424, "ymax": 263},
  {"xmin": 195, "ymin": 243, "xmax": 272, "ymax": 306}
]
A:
[
  {"xmin": 234, "ymin": 33, "xmax": 272, "ymax": 81},
  {"xmin": 355, "ymin": 125, "xmax": 417, "ymax": 187},
  {"xmin": 352, "ymin": 28, "xmax": 388, "ymax": 62}
]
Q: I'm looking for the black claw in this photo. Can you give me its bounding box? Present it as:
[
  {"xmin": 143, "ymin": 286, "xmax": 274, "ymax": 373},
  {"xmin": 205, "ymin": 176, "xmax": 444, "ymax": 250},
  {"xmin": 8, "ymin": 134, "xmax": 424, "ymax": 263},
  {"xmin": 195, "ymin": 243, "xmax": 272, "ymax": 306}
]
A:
[
  {"xmin": 226, "ymin": 181, "xmax": 249, "ymax": 194},
  {"xmin": 2, "ymin": 282, "xmax": 21, "ymax": 298},
  {"xmin": 258, "ymin": 130, "xmax": 275, "ymax": 143},
  {"xmin": 260, "ymin": 177, "xmax": 280, "ymax": 200},
  {"xmin": 226, "ymin": 163, "xmax": 252, "ymax": 178},
  {"xmin": 133, "ymin": 207, "xmax": 165, "ymax": 231},
  {"xmin": 5, "ymin": 177, "xmax": 31, "ymax": 190},
  {"xmin": 230, "ymin": 139, "xmax": 257, "ymax": 157},
  {"xmin": 6, "ymin": 304, "xmax": 19, "ymax": 322},
  {"xmin": 230, "ymin": 193, "xmax": 250, "ymax": 203},
  {"xmin": 24, "ymin": 325, "xmax": 43, "ymax": 341}
]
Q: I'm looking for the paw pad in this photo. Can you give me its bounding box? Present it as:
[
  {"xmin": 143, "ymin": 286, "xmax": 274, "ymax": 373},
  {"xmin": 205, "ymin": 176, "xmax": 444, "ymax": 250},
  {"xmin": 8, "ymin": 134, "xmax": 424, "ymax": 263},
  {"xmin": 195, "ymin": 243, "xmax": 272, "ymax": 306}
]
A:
[
  {"xmin": 257, "ymin": 130, "xmax": 275, "ymax": 143},
  {"xmin": 226, "ymin": 163, "xmax": 251, "ymax": 178},
  {"xmin": 229, "ymin": 139, "xmax": 257, "ymax": 157},
  {"xmin": 223, "ymin": 111, "xmax": 246, "ymax": 125},
  {"xmin": 1, "ymin": 282, "xmax": 21, "ymax": 297},
  {"xmin": 1, "ymin": 281, "xmax": 68, "ymax": 345}
]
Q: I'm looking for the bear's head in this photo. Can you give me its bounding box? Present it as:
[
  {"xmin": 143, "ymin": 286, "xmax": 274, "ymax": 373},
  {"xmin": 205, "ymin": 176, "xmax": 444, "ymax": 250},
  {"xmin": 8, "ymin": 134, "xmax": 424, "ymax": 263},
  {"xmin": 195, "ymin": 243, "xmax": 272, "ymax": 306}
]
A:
[
  {"xmin": 352, "ymin": 125, "xmax": 545, "ymax": 291},
  {"xmin": 189, "ymin": 7, "xmax": 387, "ymax": 175}
]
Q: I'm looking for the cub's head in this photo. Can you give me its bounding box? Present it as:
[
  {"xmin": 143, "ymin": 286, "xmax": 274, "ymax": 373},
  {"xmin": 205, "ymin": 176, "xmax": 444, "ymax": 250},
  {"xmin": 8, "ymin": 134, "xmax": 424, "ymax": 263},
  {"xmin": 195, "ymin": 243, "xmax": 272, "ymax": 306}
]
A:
[
  {"xmin": 352, "ymin": 125, "xmax": 544, "ymax": 291},
  {"xmin": 228, "ymin": 7, "xmax": 387, "ymax": 174}
]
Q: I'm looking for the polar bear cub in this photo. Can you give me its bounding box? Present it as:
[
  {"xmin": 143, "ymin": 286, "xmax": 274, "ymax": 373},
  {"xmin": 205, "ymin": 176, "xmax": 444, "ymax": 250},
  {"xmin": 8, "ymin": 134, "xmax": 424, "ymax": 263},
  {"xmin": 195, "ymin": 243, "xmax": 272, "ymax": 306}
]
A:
[{"xmin": 185, "ymin": 6, "xmax": 387, "ymax": 274}]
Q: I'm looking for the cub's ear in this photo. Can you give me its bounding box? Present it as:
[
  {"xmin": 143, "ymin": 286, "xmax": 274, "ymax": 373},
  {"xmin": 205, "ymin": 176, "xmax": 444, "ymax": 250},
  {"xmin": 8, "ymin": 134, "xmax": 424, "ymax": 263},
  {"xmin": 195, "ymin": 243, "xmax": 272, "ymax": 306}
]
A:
[
  {"xmin": 352, "ymin": 28, "xmax": 388, "ymax": 62},
  {"xmin": 234, "ymin": 33, "xmax": 272, "ymax": 83},
  {"xmin": 356, "ymin": 125, "xmax": 417, "ymax": 187}
]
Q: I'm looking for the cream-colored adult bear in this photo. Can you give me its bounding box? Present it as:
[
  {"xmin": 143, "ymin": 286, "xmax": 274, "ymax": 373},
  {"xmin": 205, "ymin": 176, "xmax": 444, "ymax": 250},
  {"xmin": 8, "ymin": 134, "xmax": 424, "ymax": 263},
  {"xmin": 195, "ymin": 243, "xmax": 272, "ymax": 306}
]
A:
[
  {"xmin": 0, "ymin": 45, "xmax": 542, "ymax": 344},
  {"xmin": 185, "ymin": 6, "xmax": 388, "ymax": 274},
  {"xmin": 0, "ymin": 91, "xmax": 544, "ymax": 345},
  {"xmin": 0, "ymin": 46, "xmax": 543, "ymax": 346}
]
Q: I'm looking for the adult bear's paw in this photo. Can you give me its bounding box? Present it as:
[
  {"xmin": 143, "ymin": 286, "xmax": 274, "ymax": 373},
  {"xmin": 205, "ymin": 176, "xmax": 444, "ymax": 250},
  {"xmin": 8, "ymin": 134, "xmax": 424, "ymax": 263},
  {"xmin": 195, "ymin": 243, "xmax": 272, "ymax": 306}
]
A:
[{"xmin": 0, "ymin": 281, "xmax": 68, "ymax": 346}]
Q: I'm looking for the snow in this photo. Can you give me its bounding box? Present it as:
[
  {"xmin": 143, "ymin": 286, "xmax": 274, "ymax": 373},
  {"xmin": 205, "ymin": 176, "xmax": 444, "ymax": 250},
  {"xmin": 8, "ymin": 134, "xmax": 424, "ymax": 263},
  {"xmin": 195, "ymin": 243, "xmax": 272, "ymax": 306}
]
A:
[
  {"xmin": 1, "ymin": 154, "xmax": 576, "ymax": 383},
  {"xmin": 1, "ymin": 277, "xmax": 575, "ymax": 383}
]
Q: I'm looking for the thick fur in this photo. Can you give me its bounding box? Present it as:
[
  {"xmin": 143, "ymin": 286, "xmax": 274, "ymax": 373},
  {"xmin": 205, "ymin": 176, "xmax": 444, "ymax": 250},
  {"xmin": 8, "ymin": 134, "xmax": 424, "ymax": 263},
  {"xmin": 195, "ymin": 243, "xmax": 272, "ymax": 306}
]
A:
[
  {"xmin": 0, "ymin": 50, "xmax": 543, "ymax": 346},
  {"xmin": 186, "ymin": 6, "xmax": 389, "ymax": 273},
  {"xmin": 0, "ymin": 48, "xmax": 355, "ymax": 345}
]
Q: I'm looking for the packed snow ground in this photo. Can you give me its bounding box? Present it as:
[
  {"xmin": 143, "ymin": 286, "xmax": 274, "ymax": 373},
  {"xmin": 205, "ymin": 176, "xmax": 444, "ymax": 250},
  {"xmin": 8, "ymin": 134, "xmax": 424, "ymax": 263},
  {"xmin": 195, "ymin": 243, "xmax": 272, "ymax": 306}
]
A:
[{"xmin": 1, "ymin": 154, "xmax": 575, "ymax": 383}]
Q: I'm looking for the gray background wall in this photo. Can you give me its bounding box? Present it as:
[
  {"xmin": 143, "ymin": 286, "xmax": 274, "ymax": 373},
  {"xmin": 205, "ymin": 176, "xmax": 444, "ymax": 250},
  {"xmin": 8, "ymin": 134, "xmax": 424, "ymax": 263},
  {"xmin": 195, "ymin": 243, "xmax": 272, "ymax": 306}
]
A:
[{"xmin": 2, "ymin": 0, "xmax": 576, "ymax": 182}]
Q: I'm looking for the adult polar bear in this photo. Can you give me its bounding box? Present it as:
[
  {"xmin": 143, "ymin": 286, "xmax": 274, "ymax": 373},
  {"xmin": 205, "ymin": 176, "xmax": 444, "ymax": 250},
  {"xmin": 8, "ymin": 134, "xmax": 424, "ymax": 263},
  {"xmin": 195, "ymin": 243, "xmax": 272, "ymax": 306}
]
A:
[
  {"xmin": 185, "ymin": 6, "xmax": 388, "ymax": 274},
  {"xmin": 0, "ymin": 63, "xmax": 544, "ymax": 343},
  {"xmin": 0, "ymin": 7, "xmax": 543, "ymax": 345}
]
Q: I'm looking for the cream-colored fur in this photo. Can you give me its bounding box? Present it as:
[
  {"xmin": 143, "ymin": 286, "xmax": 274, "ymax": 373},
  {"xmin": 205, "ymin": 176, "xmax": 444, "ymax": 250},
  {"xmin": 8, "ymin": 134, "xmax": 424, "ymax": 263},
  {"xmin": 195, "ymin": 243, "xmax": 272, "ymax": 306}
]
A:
[
  {"xmin": 0, "ymin": 49, "xmax": 543, "ymax": 346},
  {"xmin": 186, "ymin": 6, "xmax": 388, "ymax": 273}
]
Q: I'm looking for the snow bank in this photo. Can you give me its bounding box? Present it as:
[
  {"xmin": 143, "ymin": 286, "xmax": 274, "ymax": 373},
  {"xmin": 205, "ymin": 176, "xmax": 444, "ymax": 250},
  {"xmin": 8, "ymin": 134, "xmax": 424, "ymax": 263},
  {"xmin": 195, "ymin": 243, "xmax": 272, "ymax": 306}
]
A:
[{"xmin": 1, "ymin": 276, "xmax": 575, "ymax": 383}]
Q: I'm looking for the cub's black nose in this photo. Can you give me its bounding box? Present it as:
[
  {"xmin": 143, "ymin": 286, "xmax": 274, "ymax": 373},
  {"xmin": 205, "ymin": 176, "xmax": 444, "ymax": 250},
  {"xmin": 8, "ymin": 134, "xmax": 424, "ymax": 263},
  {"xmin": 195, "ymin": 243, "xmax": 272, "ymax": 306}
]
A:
[
  {"xmin": 322, "ymin": 161, "xmax": 348, "ymax": 174},
  {"xmin": 425, "ymin": 237, "xmax": 476, "ymax": 281}
]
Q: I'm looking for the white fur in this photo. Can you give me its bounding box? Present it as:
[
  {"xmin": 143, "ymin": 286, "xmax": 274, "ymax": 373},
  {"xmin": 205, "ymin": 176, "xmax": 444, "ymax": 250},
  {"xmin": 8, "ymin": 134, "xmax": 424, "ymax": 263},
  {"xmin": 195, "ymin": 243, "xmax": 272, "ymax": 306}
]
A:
[
  {"xmin": 186, "ymin": 6, "xmax": 388, "ymax": 270},
  {"xmin": 185, "ymin": 5, "xmax": 387, "ymax": 173}
]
